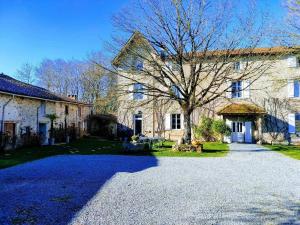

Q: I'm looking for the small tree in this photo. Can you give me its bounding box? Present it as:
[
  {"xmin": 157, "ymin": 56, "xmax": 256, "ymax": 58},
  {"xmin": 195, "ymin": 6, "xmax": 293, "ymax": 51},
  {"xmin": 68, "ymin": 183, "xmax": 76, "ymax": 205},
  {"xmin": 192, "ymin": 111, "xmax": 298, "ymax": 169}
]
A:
[
  {"xmin": 193, "ymin": 117, "xmax": 213, "ymax": 141},
  {"xmin": 46, "ymin": 114, "xmax": 59, "ymax": 141},
  {"xmin": 212, "ymin": 120, "xmax": 231, "ymax": 142}
]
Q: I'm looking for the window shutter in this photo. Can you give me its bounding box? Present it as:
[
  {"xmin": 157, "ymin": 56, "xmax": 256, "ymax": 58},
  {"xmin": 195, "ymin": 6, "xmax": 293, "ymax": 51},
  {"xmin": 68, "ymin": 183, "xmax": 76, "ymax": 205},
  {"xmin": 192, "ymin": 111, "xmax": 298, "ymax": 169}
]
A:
[
  {"xmin": 288, "ymin": 80, "xmax": 295, "ymax": 98},
  {"xmin": 181, "ymin": 114, "xmax": 184, "ymax": 129},
  {"xmin": 165, "ymin": 114, "xmax": 171, "ymax": 130},
  {"xmin": 142, "ymin": 85, "xmax": 147, "ymax": 100},
  {"xmin": 287, "ymin": 56, "xmax": 297, "ymax": 68},
  {"xmin": 240, "ymin": 61, "xmax": 245, "ymax": 70},
  {"xmin": 226, "ymin": 81, "xmax": 232, "ymax": 98},
  {"xmin": 242, "ymin": 80, "xmax": 250, "ymax": 98},
  {"xmin": 288, "ymin": 113, "xmax": 296, "ymax": 133},
  {"xmin": 129, "ymin": 84, "xmax": 134, "ymax": 100}
]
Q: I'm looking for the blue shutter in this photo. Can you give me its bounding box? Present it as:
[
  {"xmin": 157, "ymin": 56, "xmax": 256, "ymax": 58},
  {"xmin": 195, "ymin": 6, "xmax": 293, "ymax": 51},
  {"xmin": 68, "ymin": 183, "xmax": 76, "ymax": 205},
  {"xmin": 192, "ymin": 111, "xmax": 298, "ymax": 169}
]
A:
[{"xmin": 294, "ymin": 80, "xmax": 300, "ymax": 97}]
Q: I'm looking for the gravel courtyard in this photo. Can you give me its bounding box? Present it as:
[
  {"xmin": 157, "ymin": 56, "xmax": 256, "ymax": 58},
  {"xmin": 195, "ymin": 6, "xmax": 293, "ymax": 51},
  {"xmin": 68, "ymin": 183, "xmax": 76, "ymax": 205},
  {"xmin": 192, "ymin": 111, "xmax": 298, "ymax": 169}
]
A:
[{"xmin": 1, "ymin": 144, "xmax": 300, "ymax": 225}]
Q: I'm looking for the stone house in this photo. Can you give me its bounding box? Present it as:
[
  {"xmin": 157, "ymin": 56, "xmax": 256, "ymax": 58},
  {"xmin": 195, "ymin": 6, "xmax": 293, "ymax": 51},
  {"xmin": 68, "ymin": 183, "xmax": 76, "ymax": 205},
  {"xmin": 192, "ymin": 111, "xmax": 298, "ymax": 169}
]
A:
[
  {"xmin": 113, "ymin": 33, "xmax": 300, "ymax": 144},
  {"xmin": 0, "ymin": 74, "xmax": 92, "ymax": 149}
]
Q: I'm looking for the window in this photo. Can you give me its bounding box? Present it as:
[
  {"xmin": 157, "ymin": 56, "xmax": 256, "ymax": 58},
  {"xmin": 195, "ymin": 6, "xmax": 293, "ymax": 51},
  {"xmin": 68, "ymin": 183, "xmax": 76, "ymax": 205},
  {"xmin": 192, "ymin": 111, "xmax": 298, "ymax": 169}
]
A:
[
  {"xmin": 171, "ymin": 114, "xmax": 181, "ymax": 130},
  {"xmin": 298, "ymin": 57, "xmax": 300, "ymax": 67},
  {"xmin": 135, "ymin": 59, "xmax": 144, "ymax": 71},
  {"xmin": 231, "ymin": 81, "xmax": 242, "ymax": 98},
  {"xmin": 4, "ymin": 122, "xmax": 15, "ymax": 137},
  {"xmin": 65, "ymin": 105, "xmax": 69, "ymax": 115},
  {"xmin": 133, "ymin": 83, "xmax": 144, "ymax": 100},
  {"xmin": 232, "ymin": 122, "xmax": 243, "ymax": 133},
  {"xmin": 233, "ymin": 62, "xmax": 241, "ymax": 71},
  {"xmin": 171, "ymin": 85, "xmax": 182, "ymax": 98},
  {"xmin": 78, "ymin": 106, "xmax": 82, "ymax": 118},
  {"xmin": 40, "ymin": 101, "xmax": 46, "ymax": 116}
]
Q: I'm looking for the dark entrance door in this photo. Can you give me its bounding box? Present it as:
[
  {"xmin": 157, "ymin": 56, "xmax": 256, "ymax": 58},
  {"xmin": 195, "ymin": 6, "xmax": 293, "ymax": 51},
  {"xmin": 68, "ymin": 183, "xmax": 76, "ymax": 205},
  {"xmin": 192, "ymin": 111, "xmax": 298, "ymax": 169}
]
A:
[
  {"xmin": 39, "ymin": 123, "xmax": 47, "ymax": 145},
  {"xmin": 134, "ymin": 114, "xmax": 143, "ymax": 135}
]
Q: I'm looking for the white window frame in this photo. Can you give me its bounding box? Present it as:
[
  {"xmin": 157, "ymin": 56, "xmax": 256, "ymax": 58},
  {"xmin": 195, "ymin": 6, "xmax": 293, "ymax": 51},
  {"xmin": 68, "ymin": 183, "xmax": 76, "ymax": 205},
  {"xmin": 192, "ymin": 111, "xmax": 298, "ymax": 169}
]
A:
[
  {"xmin": 135, "ymin": 59, "xmax": 144, "ymax": 71},
  {"xmin": 171, "ymin": 85, "xmax": 183, "ymax": 99},
  {"xmin": 133, "ymin": 83, "xmax": 144, "ymax": 100},
  {"xmin": 231, "ymin": 81, "xmax": 242, "ymax": 98},
  {"xmin": 171, "ymin": 114, "xmax": 181, "ymax": 130},
  {"xmin": 40, "ymin": 101, "xmax": 46, "ymax": 116},
  {"xmin": 233, "ymin": 62, "xmax": 241, "ymax": 71}
]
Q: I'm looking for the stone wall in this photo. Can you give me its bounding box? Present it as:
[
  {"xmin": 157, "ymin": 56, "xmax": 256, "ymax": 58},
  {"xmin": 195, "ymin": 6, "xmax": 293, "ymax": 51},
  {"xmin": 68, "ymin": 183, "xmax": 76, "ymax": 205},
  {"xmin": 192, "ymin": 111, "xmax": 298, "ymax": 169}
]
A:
[
  {"xmin": 117, "ymin": 54, "xmax": 300, "ymax": 143},
  {"xmin": 0, "ymin": 93, "xmax": 92, "ymax": 149}
]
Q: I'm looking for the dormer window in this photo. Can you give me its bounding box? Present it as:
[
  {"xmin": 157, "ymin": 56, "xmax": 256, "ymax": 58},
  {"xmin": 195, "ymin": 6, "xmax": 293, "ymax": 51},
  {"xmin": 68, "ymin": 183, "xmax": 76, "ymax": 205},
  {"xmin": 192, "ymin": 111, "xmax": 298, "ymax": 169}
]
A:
[{"xmin": 233, "ymin": 62, "xmax": 241, "ymax": 71}]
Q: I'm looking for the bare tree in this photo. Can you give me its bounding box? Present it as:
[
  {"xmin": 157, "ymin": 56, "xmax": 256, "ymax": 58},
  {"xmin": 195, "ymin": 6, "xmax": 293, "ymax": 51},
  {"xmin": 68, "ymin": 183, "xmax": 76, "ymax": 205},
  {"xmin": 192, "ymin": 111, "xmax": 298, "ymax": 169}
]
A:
[
  {"xmin": 287, "ymin": 0, "xmax": 300, "ymax": 35},
  {"xmin": 35, "ymin": 55, "xmax": 118, "ymax": 114},
  {"xmin": 16, "ymin": 63, "xmax": 35, "ymax": 84},
  {"xmin": 105, "ymin": 0, "xmax": 276, "ymax": 143}
]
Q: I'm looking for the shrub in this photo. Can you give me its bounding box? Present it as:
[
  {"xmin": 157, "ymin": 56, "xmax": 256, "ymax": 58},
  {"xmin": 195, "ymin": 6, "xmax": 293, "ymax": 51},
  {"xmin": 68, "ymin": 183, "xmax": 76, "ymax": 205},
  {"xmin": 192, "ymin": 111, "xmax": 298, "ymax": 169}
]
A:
[
  {"xmin": 193, "ymin": 117, "xmax": 213, "ymax": 141},
  {"xmin": 212, "ymin": 119, "xmax": 231, "ymax": 141},
  {"xmin": 131, "ymin": 135, "xmax": 139, "ymax": 142}
]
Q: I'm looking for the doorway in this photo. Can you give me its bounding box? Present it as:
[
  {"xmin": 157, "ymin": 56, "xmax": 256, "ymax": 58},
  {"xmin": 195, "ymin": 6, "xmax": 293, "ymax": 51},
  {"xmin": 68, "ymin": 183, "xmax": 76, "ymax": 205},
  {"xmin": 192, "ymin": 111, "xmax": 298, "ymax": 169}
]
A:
[
  {"xmin": 134, "ymin": 114, "xmax": 143, "ymax": 135},
  {"xmin": 232, "ymin": 121, "xmax": 244, "ymax": 143},
  {"xmin": 231, "ymin": 121, "xmax": 252, "ymax": 143},
  {"xmin": 39, "ymin": 123, "xmax": 47, "ymax": 145}
]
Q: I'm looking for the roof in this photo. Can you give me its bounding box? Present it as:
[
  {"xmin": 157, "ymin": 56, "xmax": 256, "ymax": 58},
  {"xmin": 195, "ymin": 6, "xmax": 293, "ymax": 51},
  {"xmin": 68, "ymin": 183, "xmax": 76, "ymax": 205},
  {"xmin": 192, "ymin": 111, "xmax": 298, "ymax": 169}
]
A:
[
  {"xmin": 112, "ymin": 31, "xmax": 154, "ymax": 66},
  {"xmin": 112, "ymin": 32, "xmax": 300, "ymax": 66},
  {"xmin": 217, "ymin": 103, "xmax": 266, "ymax": 115},
  {"xmin": 0, "ymin": 73, "xmax": 90, "ymax": 105},
  {"xmin": 192, "ymin": 46, "xmax": 300, "ymax": 58}
]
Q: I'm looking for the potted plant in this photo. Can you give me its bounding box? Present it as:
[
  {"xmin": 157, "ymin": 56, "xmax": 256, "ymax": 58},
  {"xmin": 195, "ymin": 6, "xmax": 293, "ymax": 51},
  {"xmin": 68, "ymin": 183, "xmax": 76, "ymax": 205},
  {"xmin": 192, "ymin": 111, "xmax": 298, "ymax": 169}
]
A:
[{"xmin": 46, "ymin": 114, "xmax": 59, "ymax": 145}]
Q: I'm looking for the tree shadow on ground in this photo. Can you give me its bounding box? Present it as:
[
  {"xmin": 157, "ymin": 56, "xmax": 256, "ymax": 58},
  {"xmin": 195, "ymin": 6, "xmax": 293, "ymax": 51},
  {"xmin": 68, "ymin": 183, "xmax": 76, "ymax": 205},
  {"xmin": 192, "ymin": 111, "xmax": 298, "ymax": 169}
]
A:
[
  {"xmin": 0, "ymin": 154, "xmax": 158, "ymax": 225},
  {"xmin": 232, "ymin": 197, "xmax": 300, "ymax": 225}
]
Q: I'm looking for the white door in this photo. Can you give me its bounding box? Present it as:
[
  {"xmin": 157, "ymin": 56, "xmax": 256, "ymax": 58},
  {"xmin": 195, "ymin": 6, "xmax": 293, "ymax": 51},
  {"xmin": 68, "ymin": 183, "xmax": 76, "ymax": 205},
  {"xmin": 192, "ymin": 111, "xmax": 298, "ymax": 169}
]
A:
[
  {"xmin": 232, "ymin": 122, "xmax": 245, "ymax": 143},
  {"xmin": 244, "ymin": 121, "xmax": 252, "ymax": 143}
]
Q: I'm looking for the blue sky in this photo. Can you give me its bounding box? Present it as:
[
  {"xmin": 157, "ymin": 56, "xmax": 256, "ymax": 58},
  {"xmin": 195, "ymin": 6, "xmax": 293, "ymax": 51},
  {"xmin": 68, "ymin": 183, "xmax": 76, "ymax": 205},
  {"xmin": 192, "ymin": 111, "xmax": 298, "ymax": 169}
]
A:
[
  {"xmin": 0, "ymin": 0, "xmax": 129, "ymax": 75},
  {"xmin": 0, "ymin": 0, "xmax": 285, "ymax": 76}
]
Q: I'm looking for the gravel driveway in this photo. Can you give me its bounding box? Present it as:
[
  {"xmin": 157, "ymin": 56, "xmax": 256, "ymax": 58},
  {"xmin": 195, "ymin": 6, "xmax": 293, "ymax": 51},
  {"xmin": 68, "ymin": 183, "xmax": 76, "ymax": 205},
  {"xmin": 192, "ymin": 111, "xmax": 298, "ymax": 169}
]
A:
[{"xmin": 1, "ymin": 144, "xmax": 300, "ymax": 225}]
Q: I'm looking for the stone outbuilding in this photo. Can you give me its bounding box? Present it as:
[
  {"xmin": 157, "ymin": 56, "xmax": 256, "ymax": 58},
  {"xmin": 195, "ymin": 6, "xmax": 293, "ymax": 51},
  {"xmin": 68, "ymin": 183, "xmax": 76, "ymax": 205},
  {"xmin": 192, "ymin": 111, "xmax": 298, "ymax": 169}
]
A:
[{"xmin": 0, "ymin": 74, "xmax": 92, "ymax": 150}]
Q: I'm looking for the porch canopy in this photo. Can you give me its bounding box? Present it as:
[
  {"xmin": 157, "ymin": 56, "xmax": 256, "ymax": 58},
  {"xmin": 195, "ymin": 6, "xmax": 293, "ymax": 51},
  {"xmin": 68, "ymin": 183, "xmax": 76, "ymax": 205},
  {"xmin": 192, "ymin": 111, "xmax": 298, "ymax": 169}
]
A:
[{"xmin": 217, "ymin": 103, "xmax": 266, "ymax": 116}]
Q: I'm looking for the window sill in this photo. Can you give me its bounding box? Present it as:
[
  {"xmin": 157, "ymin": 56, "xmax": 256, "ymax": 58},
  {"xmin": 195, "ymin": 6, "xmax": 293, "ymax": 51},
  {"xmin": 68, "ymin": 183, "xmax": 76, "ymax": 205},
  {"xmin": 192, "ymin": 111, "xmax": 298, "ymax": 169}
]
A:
[
  {"xmin": 228, "ymin": 97, "xmax": 249, "ymax": 100},
  {"xmin": 132, "ymin": 99, "xmax": 146, "ymax": 101}
]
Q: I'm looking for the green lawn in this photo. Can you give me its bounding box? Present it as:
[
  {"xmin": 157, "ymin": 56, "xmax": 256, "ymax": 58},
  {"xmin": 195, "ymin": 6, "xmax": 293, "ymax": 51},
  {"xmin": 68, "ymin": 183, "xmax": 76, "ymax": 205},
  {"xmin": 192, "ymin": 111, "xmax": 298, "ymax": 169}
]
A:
[
  {"xmin": 264, "ymin": 144, "xmax": 300, "ymax": 160},
  {"xmin": 0, "ymin": 138, "xmax": 228, "ymax": 169},
  {"xmin": 151, "ymin": 141, "xmax": 229, "ymax": 157}
]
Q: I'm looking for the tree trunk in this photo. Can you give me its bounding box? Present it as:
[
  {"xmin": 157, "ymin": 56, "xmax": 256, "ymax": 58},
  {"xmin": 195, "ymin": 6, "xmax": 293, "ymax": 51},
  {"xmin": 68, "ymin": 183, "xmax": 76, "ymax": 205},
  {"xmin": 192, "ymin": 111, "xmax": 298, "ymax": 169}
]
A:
[{"xmin": 183, "ymin": 109, "xmax": 192, "ymax": 144}]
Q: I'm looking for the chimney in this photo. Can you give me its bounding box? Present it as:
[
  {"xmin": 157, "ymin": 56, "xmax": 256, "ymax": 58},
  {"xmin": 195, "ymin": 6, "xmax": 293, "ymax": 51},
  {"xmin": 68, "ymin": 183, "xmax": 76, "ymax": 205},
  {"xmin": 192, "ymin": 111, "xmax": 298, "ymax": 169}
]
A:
[{"xmin": 68, "ymin": 95, "xmax": 78, "ymax": 100}]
